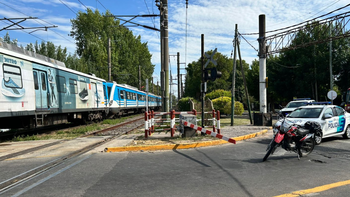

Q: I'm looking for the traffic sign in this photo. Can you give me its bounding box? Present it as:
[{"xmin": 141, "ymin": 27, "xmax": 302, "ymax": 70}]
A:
[{"xmin": 327, "ymin": 90, "xmax": 337, "ymax": 100}]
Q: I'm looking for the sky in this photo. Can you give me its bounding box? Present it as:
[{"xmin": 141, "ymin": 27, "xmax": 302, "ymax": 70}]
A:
[{"xmin": 0, "ymin": 0, "xmax": 349, "ymax": 96}]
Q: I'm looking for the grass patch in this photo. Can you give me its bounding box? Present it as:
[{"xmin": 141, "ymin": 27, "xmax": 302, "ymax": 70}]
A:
[
  {"xmin": 220, "ymin": 117, "xmax": 251, "ymax": 127},
  {"xmin": 11, "ymin": 114, "xmax": 142, "ymax": 141}
]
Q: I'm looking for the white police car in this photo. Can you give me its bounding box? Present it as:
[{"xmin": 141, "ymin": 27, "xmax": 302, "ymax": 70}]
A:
[
  {"xmin": 277, "ymin": 104, "xmax": 350, "ymax": 145},
  {"xmin": 280, "ymin": 99, "xmax": 315, "ymax": 117}
]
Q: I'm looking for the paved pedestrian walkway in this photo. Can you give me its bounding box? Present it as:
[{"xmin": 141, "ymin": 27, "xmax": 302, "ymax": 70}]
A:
[{"xmin": 103, "ymin": 125, "xmax": 272, "ymax": 152}]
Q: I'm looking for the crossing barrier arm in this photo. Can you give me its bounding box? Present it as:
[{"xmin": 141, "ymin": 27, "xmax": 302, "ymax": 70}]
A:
[{"xmin": 183, "ymin": 121, "xmax": 236, "ymax": 144}]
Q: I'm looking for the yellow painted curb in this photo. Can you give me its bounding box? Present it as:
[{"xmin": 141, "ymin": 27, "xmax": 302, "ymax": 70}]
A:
[{"xmin": 105, "ymin": 129, "xmax": 269, "ymax": 152}]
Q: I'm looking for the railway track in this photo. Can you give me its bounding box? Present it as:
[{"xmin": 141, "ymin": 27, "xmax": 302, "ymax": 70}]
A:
[{"xmin": 0, "ymin": 116, "xmax": 145, "ymax": 193}]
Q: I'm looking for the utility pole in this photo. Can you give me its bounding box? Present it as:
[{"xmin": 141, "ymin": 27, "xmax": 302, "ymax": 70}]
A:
[
  {"xmin": 231, "ymin": 24, "xmax": 238, "ymax": 126},
  {"xmin": 329, "ymin": 23, "xmax": 333, "ymax": 91},
  {"xmin": 163, "ymin": 0, "xmax": 169, "ymax": 112},
  {"xmin": 157, "ymin": 0, "xmax": 169, "ymax": 112},
  {"xmin": 258, "ymin": 14, "xmax": 267, "ymax": 113},
  {"xmin": 177, "ymin": 52, "xmax": 180, "ymax": 100},
  {"xmin": 139, "ymin": 65, "xmax": 141, "ymax": 90},
  {"xmin": 201, "ymin": 34, "xmax": 205, "ymax": 131},
  {"xmin": 108, "ymin": 38, "xmax": 111, "ymax": 81},
  {"xmin": 237, "ymin": 39, "xmax": 253, "ymax": 124}
]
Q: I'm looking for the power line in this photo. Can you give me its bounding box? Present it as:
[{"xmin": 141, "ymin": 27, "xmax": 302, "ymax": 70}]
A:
[
  {"xmin": 268, "ymin": 0, "xmax": 342, "ymax": 29},
  {"xmin": 77, "ymin": 0, "xmax": 88, "ymax": 10},
  {"xmin": 0, "ymin": 1, "xmax": 75, "ymax": 45},
  {"xmin": 270, "ymin": 61, "xmax": 301, "ymax": 69},
  {"xmin": 241, "ymin": 3, "xmax": 350, "ymax": 35},
  {"xmin": 59, "ymin": 0, "xmax": 77, "ymax": 15},
  {"xmin": 96, "ymin": 0, "xmax": 108, "ymax": 11},
  {"xmin": 144, "ymin": 0, "xmax": 158, "ymax": 39},
  {"xmin": 303, "ymin": 0, "xmax": 342, "ymax": 21}
]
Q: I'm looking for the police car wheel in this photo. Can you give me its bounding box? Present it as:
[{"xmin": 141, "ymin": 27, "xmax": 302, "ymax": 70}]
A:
[{"xmin": 343, "ymin": 126, "xmax": 350, "ymax": 139}]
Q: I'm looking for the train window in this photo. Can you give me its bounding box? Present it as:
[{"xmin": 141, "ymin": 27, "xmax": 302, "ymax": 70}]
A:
[
  {"xmin": 133, "ymin": 93, "xmax": 136, "ymax": 100},
  {"xmin": 33, "ymin": 71, "xmax": 39, "ymax": 90},
  {"xmin": 41, "ymin": 73, "xmax": 46, "ymax": 91},
  {"xmin": 3, "ymin": 64, "xmax": 23, "ymax": 89},
  {"xmin": 120, "ymin": 90, "xmax": 124, "ymax": 99},
  {"xmin": 126, "ymin": 92, "xmax": 130, "ymax": 100},
  {"xmin": 107, "ymin": 86, "xmax": 112, "ymax": 99},
  {"xmin": 69, "ymin": 79, "xmax": 77, "ymax": 94},
  {"xmin": 57, "ymin": 75, "xmax": 66, "ymax": 93}
]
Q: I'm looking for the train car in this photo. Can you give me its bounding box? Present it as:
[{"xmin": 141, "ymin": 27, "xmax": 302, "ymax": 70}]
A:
[
  {"xmin": 105, "ymin": 81, "xmax": 161, "ymax": 117},
  {"xmin": 0, "ymin": 42, "xmax": 108, "ymax": 129}
]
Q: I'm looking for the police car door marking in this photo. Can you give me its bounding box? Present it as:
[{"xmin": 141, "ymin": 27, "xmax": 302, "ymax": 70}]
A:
[{"xmin": 337, "ymin": 115, "xmax": 345, "ymax": 133}]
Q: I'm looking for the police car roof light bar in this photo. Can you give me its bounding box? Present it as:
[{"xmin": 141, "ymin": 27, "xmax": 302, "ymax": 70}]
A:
[
  {"xmin": 309, "ymin": 101, "xmax": 331, "ymax": 105},
  {"xmin": 293, "ymin": 98, "xmax": 311, "ymax": 101}
]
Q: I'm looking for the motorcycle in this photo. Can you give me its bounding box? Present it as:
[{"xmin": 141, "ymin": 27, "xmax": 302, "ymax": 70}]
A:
[{"xmin": 263, "ymin": 118, "xmax": 316, "ymax": 161}]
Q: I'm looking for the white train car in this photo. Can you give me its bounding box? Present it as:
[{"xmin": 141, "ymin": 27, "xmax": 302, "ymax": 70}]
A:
[{"xmin": 0, "ymin": 42, "xmax": 108, "ymax": 129}]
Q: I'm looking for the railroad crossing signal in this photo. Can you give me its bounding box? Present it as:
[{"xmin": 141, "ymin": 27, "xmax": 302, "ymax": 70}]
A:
[
  {"xmin": 204, "ymin": 67, "xmax": 222, "ymax": 82},
  {"xmin": 204, "ymin": 48, "xmax": 217, "ymax": 68}
]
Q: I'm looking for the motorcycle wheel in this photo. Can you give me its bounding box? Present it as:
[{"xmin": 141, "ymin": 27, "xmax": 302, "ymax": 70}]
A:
[
  {"xmin": 315, "ymin": 131, "xmax": 322, "ymax": 145},
  {"xmin": 299, "ymin": 137, "xmax": 315, "ymax": 156},
  {"xmin": 342, "ymin": 126, "xmax": 350, "ymax": 139},
  {"xmin": 263, "ymin": 141, "xmax": 277, "ymax": 162}
]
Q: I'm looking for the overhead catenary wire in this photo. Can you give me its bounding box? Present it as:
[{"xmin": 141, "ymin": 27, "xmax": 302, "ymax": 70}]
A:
[
  {"xmin": 97, "ymin": 0, "xmax": 108, "ymax": 11},
  {"xmin": 0, "ymin": 1, "xmax": 75, "ymax": 45},
  {"xmin": 77, "ymin": 0, "xmax": 88, "ymax": 10},
  {"xmin": 240, "ymin": 3, "xmax": 350, "ymax": 36},
  {"xmin": 144, "ymin": 0, "xmax": 159, "ymax": 39},
  {"xmin": 59, "ymin": 0, "xmax": 77, "ymax": 15},
  {"xmin": 267, "ymin": 0, "xmax": 342, "ymax": 29}
]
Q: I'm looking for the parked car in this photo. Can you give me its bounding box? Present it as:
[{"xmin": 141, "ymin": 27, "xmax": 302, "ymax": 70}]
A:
[
  {"xmin": 280, "ymin": 98, "xmax": 315, "ymax": 117},
  {"xmin": 276, "ymin": 104, "xmax": 350, "ymax": 145}
]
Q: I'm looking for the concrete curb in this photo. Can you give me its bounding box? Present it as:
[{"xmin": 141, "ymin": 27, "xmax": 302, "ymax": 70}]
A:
[{"xmin": 104, "ymin": 129, "xmax": 269, "ymax": 152}]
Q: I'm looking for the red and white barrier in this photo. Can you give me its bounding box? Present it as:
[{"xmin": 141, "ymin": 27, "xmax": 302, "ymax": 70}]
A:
[
  {"xmin": 144, "ymin": 110, "xmax": 221, "ymax": 139},
  {"xmin": 183, "ymin": 121, "xmax": 236, "ymax": 144},
  {"xmin": 217, "ymin": 110, "xmax": 221, "ymax": 134}
]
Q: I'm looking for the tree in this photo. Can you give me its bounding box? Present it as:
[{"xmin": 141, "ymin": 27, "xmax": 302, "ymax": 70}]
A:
[
  {"xmin": 70, "ymin": 8, "xmax": 155, "ymax": 83},
  {"xmin": 266, "ymin": 22, "xmax": 350, "ymax": 106},
  {"xmin": 184, "ymin": 51, "xmax": 251, "ymax": 104}
]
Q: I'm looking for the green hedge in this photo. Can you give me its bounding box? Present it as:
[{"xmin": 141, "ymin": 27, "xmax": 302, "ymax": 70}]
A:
[
  {"xmin": 206, "ymin": 89, "xmax": 231, "ymax": 100},
  {"xmin": 212, "ymin": 97, "xmax": 244, "ymax": 115}
]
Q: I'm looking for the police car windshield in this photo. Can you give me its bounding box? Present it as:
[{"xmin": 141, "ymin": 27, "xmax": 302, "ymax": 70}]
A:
[
  {"xmin": 286, "ymin": 102, "xmax": 307, "ymax": 108},
  {"xmin": 288, "ymin": 108, "xmax": 322, "ymax": 118}
]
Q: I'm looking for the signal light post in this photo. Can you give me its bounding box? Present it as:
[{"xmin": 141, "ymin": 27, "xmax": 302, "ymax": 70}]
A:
[{"xmin": 201, "ymin": 34, "xmax": 222, "ymax": 131}]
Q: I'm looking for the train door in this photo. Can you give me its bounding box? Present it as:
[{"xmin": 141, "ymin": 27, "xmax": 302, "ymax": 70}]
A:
[
  {"xmin": 120, "ymin": 90, "xmax": 126, "ymax": 107},
  {"xmin": 33, "ymin": 70, "xmax": 49, "ymax": 110},
  {"xmin": 91, "ymin": 82, "xmax": 98, "ymax": 108}
]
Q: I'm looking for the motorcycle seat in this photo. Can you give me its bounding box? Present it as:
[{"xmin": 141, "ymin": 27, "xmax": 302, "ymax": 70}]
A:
[{"xmin": 297, "ymin": 128, "xmax": 310, "ymax": 135}]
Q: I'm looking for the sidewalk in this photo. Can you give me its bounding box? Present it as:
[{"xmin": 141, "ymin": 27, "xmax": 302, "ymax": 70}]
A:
[
  {"xmin": 103, "ymin": 125, "xmax": 272, "ymax": 152},
  {"xmin": 0, "ymin": 126, "xmax": 273, "ymax": 159}
]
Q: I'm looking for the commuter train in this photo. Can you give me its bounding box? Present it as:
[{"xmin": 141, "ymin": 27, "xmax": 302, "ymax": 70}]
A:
[{"xmin": 0, "ymin": 42, "xmax": 161, "ymax": 129}]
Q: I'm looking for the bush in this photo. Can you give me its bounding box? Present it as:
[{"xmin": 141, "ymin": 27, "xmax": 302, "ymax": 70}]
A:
[
  {"xmin": 178, "ymin": 97, "xmax": 197, "ymax": 111},
  {"xmin": 213, "ymin": 97, "xmax": 244, "ymax": 115},
  {"xmin": 206, "ymin": 89, "xmax": 231, "ymax": 100},
  {"xmin": 212, "ymin": 96, "xmax": 231, "ymax": 114}
]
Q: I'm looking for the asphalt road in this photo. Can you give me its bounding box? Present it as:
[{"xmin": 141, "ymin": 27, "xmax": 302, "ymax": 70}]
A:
[{"xmin": 1, "ymin": 133, "xmax": 350, "ymax": 197}]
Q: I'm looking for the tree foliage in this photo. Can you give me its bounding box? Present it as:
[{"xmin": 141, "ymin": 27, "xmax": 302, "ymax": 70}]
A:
[
  {"xmin": 184, "ymin": 50, "xmax": 251, "ymax": 108},
  {"xmin": 267, "ymin": 22, "xmax": 350, "ymax": 106},
  {"xmin": 212, "ymin": 97, "xmax": 244, "ymax": 115},
  {"xmin": 70, "ymin": 8, "xmax": 155, "ymax": 87},
  {"xmin": 206, "ymin": 89, "xmax": 231, "ymax": 100}
]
